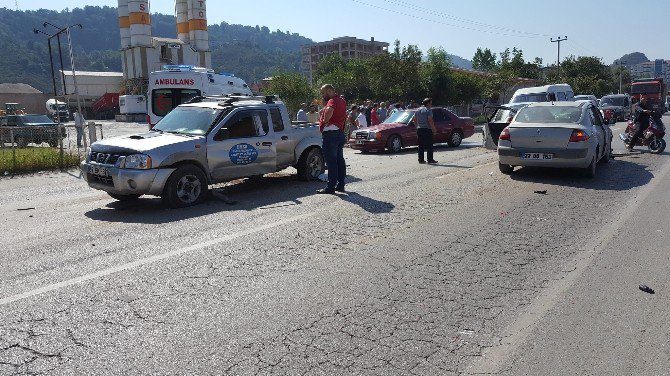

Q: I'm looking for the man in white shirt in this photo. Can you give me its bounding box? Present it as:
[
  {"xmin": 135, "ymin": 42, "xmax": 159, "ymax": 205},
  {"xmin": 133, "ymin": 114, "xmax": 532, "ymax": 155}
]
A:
[
  {"xmin": 356, "ymin": 108, "xmax": 368, "ymax": 128},
  {"xmin": 296, "ymin": 103, "xmax": 308, "ymax": 122}
]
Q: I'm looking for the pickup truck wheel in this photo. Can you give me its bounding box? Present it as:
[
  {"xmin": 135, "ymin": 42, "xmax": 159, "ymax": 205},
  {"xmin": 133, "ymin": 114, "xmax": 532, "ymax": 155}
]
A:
[
  {"xmin": 386, "ymin": 135, "xmax": 402, "ymax": 153},
  {"xmin": 447, "ymin": 130, "xmax": 463, "ymax": 147},
  {"xmin": 48, "ymin": 139, "xmax": 59, "ymax": 148},
  {"xmin": 162, "ymin": 165, "xmax": 208, "ymax": 208},
  {"xmin": 108, "ymin": 193, "xmax": 141, "ymax": 201},
  {"xmin": 296, "ymin": 147, "xmax": 324, "ymax": 181}
]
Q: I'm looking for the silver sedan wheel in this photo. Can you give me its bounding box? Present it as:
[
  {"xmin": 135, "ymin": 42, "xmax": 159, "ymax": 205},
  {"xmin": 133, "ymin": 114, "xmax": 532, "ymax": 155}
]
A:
[{"xmin": 176, "ymin": 174, "xmax": 203, "ymax": 204}]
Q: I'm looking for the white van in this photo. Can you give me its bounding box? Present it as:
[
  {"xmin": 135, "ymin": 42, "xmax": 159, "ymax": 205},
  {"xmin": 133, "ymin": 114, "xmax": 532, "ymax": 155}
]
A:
[
  {"xmin": 510, "ymin": 84, "xmax": 575, "ymax": 104},
  {"xmin": 148, "ymin": 65, "xmax": 253, "ymax": 127}
]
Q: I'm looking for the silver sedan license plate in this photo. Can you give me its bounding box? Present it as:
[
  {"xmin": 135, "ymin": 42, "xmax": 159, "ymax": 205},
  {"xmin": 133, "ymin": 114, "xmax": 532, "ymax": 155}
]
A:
[
  {"xmin": 89, "ymin": 165, "xmax": 110, "ymax": 177},
  {"xmin": 522, "ymin": 153, "xmax": 553, "ymax": 160}
]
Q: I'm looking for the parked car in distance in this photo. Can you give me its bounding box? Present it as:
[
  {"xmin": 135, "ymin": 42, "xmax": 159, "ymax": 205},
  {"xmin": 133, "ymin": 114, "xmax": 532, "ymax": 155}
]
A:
[
  {"xmin": 497, "ymin": 101, "xmax": 613, "ymax": 178},
  {"xmin": 599, "ymin": 94, "xmax": 631, "ymax": 121},
  {"xmin": 0, "ymin": 114, "xmax": 65, "ymax": 148},
  {"xmin": 349, "ymin": 107, "xmax": 475, "ymax": 153},
  {"xmin": 574, "ymin": 95, "xmax": 598, "ymax": 107},
  {"xmin": 482, "ymin": 103, "xmax": 530, "ymax": 150}
]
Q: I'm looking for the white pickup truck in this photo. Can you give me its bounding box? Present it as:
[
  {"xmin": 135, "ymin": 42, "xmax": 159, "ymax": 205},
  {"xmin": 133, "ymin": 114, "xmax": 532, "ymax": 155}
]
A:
[{"xmin": 81, "ymin": 96, "xmax": 325, "ymax": 208}]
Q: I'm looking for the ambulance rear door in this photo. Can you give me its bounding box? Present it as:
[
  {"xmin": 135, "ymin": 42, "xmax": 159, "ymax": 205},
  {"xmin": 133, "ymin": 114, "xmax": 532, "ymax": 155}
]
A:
[{"xmin": 149, "ymin": 72, "xmax": 203, "ymax": 126}]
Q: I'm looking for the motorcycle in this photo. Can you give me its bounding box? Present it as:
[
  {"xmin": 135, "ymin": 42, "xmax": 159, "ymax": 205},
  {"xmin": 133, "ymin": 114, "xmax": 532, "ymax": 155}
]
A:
[{"xmin": 619, "ymin": 111, "xmax": 666, "ymax": 153}]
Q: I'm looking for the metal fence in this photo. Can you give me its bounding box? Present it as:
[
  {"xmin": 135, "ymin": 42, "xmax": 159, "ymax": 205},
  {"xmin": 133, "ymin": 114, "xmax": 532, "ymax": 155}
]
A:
[{"xmin": 0, "ymin": 123, "xmax": 104, "ymax": 175}]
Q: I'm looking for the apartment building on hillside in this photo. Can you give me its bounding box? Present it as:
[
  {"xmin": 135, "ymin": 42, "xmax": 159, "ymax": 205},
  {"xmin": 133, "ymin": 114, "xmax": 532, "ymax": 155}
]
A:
[{"xmin": 301, "ymin": 36, "xmax": 389, "ymax": 83}]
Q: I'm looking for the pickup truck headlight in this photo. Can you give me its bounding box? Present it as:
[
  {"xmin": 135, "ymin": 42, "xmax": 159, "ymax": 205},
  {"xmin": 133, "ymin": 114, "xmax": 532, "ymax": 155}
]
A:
[
  {"xmin": 123, "ymin": 154, "xmax": 152, "ymax": 169},
  {"xmin": 368, "ymin": 131, "xmax": 377, "ymax": 140},
  {"xmin": 85, "ymin": 147, "xmax": 92, "ymax": 162}
]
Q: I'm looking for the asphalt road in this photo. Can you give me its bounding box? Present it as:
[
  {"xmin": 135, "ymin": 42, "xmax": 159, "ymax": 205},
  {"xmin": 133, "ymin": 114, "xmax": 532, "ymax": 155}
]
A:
[{"xmin": 0, "ymin": 118, "xmax": 668, "ymax": 375}]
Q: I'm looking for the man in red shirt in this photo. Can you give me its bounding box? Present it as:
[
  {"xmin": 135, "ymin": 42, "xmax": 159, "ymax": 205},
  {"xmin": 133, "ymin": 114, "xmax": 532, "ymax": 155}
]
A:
[{"xmin": 318, "ymin": 84, "xmax": 347, "ymax": 194}]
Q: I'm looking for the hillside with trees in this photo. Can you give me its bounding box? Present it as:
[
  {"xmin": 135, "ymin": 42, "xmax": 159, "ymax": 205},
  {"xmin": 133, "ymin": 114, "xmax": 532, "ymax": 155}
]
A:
[{"xmin": 0, "ymin": 6, "xmax": 312, "ymax": 92}]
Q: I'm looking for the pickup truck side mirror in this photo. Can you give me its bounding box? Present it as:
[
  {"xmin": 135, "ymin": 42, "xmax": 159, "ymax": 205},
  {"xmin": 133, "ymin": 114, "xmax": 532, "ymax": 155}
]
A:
[{"xmin": 213, "ymin": 128, "xmax": 230, "ymax": 141}]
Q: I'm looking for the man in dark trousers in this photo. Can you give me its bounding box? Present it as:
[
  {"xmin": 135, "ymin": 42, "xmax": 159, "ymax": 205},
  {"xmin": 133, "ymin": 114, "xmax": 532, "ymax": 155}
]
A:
[
  {"xmin": 318, "ymin": 84, "xmax": 347, "ymax": 194},
  {"xmin": 627, "ymin": 95, "xmax": 652, "ymax": 151},
  {"xmin": 413, "ymin": 98, "xmax": 438, "ymax": 164}
]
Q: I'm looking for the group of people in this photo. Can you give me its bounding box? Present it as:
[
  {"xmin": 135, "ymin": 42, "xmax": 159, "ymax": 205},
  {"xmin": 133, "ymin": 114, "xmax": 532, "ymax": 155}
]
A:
[
  {"xmin": 314, "ymin": 84, "xmax": 439, "ymax": 195},
  {"xmin": 295, "ymin": 103, "xmax": 320, "ymax": 124}
]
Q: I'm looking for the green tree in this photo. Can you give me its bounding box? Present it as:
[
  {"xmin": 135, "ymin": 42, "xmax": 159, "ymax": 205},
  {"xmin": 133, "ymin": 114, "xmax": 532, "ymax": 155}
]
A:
[
  {"xmin": 264, "ymin": 72, "xmax": 316, "ymax": 117},
  {"xmin": 472, "ymin": 48, "xmax": 497, "ymax": 72},
  {"xmin": 421, "ymin": 47, "xmax": 452, "ymax": 104},
  {"xmin": 549, "ymin": 56, "xmax": 612, "ymax": 96},
  {"xmin": 452, "ymin": 71, "xmax": 484, "ymax": 107}
]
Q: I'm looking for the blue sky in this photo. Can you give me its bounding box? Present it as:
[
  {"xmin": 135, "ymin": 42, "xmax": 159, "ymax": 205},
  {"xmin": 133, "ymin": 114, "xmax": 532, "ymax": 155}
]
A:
[{"xmin": 4, "ymin": 0, "xmax": 668, "ymax": 65}]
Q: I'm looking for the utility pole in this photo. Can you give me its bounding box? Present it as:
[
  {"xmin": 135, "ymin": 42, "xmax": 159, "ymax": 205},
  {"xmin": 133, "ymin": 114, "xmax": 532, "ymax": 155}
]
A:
[
  {"xmin": 42, "ymin": 22, "xmax": 92, "ymax": 148},
  {"xmin": 550, "ymin": 36, "xmax": 568, "ymax": 80}
]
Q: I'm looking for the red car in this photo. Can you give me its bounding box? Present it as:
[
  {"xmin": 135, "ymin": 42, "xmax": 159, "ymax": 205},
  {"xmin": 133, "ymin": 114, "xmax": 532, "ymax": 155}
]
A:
[{"xmin": 349, "ymin": 107, "xmax": 475, "ymax": 153}]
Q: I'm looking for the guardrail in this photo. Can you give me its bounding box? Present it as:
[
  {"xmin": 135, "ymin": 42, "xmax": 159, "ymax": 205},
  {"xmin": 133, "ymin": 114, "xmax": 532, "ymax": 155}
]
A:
[{"xmin": 0, "ymin": 123, "xmax": 104, "ymax": 175}]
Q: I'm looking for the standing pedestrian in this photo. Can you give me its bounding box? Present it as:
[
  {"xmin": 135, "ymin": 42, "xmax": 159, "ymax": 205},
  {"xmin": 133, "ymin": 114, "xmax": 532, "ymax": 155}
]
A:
[
  {"xmin": 346, "ymin": 105, "xmax": 359, "ymax": 139},
  {"xmin": 73, "ymin": 109, "xmax": 85, "ymax": 148},
  {"xmin": 318, "ymin": 84, "xmax": 347, "ymax": 194},
  {"xmin": 307, "ymin": 104, "xmax": 320, "ymax": 123},
  {"xmin": 296, "ymin": 103, "xmax": 309, "ymax": 122},
  {"xmin": 370, "ymin": 103, "xmax": 380, "ymax": 126},
  {"xmin": 356, "ymin": 106, "xmax": 368, "ymax": 129},
  {"xmin": 364, "ymin": 100, "xmax": 373, "ymax": 127},
  {"xmin": 413, "ymin": 98, "xmax": 438, "ymax": 164},
  {"xmin": 378, "ymin": 101, "xmax": 388, "ymax": 122}
]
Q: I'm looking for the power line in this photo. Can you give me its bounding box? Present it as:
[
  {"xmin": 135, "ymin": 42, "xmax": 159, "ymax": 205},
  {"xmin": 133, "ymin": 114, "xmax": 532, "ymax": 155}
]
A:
[
  {"xmin": 348, "ymin": 0, "xmax": 546, "ymax": 39},
  {"xmin": 381, "ymin": 0, "xmax": 552, "ymax": 38}
]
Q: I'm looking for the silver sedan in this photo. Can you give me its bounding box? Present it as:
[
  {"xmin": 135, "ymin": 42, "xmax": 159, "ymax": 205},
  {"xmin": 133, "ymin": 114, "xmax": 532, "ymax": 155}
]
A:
[{"xmin": 497, "ymin": 102, "xmax": 613, "ymax": 177}]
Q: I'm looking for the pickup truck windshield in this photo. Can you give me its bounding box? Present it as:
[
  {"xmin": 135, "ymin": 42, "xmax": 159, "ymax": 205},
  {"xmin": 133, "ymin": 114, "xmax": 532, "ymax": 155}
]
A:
[
  {"xmin": 384, "ymin": 110, "xmax": 414, "ymax": 124},
  {"xmin": 153, "ymin": 106, "xmax": 222, "ymax": 135},
  {"xmin": 515, "ymin": 107, "xmax": 582, "ymax": 124}
]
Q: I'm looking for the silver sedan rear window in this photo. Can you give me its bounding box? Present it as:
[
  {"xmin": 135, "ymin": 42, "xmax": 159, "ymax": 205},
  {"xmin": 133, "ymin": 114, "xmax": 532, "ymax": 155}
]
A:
[{"xmin": 515, "ymin": 106, "xmax": 581, "ymax": 124}]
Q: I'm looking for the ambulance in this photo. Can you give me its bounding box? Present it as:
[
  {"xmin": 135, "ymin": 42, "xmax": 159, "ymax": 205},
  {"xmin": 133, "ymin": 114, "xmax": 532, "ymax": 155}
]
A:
[{"xmin": 148, "ymin": 65, "xmax": 253, "ymax": 127}]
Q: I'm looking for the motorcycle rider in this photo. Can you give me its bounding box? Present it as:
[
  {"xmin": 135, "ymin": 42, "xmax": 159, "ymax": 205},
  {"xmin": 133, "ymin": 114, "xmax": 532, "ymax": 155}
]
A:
[{"xmin": 627, "ymin": 95, "xmax": 652, "ymax": 151}]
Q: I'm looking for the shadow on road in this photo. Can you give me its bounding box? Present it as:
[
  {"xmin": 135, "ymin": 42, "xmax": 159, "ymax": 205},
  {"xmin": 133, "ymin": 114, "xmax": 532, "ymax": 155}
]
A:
[
  {"xmin": 84, "ymin": 173, "xmax": 364, "ymax": 224},
  {"xmin": 510, "ymin": 159, "xmax": 654, "ymax": 191},
  {"xmin": 337, "ymin": 191, "xmax": 395, "ymax": 214}
]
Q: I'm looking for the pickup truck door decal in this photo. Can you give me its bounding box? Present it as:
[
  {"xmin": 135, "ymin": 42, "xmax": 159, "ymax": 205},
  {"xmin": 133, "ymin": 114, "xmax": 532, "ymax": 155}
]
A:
[{"xmin": 208, "ymin": 109, "xmax": 277, "ymax": 182}]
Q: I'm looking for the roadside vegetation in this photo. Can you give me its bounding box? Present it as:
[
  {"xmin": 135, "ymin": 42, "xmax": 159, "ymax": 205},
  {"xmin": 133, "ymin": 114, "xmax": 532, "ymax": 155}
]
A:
[
  {"xmin": 267, "ymin": 41, "xmax": 627, "ymax": 117},
  {"xmin": 0, "ymin": 147, "xmax": 80, "ymax": 174}
]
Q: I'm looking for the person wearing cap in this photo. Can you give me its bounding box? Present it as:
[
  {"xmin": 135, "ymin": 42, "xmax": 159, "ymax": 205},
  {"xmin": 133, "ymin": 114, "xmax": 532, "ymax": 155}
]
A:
[{"xmin": 413, "ymin": 98, "xmax": 438, "ymax": 164}]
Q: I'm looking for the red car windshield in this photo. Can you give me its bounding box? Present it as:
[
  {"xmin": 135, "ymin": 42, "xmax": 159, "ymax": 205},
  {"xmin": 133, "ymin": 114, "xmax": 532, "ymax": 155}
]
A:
[{"xmin": 384, "ymin": 110, "xmax": 414, "ymax": 124}]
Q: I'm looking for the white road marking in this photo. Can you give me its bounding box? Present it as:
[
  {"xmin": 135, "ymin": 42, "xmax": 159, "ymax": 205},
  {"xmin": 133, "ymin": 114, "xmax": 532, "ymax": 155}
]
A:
[
  {"xmin": 464, "ymin": 159, "xmax": 670, "ymax": 374},
  {"xmin": 0, "ymin": 212, "xmax": 316, "ymax": 307}
]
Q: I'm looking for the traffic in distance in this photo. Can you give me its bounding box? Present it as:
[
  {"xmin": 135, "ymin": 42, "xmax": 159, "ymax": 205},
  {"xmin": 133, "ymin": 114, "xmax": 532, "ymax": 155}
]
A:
[{"xmin": 81, "ymin": 79, "xmax": 665, "ymax": 209}]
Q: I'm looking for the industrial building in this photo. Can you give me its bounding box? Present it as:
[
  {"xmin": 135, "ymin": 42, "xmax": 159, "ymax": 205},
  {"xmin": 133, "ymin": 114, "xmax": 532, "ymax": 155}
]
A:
[
  {"xmin": 301, "ymin": 36, "xmax": 389, "ymax": 82},
  {"xmin": 118, "ymin": 0, "xmax": 212, "ymax": 95},
  {"xmin": 0, "ymin": 84, "xmax": 48, "ymax": 114}
]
